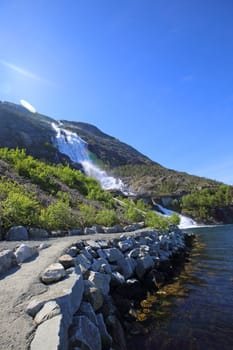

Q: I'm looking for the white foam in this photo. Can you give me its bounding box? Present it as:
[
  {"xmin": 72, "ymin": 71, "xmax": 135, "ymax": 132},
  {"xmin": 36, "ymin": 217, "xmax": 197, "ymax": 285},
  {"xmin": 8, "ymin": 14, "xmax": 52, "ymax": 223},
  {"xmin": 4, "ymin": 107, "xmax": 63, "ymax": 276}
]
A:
[
  {"xmin": 51, "ymin": 122, "xmax": 127, "ymax": 191},
  {"xmin": 156, "ymin": 203, "xmax": 198, "ymax": 229}
]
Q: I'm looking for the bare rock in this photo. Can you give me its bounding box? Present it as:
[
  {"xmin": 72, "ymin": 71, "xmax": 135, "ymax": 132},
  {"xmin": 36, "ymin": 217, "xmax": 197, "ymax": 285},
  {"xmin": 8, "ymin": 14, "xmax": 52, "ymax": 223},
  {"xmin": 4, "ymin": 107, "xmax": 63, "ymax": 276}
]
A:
[
  {"xmin": 0, "ymin": 249, "xmax": 17, "ymax": 274},
  {"xmin": 41, "ymin": 263, "xmax": 66, "ymax": 284},
  {"xmin": 58, "ymin": 254, "xmax": 75, "ymax": 269},
  {"xmin": 14, "ymin": 244, "xmax": 38, "ymax": 264},
  {"xmin": 6, "ymin": 225, "xmax": 28, "ymax": 241}
]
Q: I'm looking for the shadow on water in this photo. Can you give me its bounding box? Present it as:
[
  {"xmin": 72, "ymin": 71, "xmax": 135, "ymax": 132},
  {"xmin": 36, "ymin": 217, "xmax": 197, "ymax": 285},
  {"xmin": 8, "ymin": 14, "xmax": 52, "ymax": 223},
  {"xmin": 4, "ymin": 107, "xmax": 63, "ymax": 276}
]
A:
[{"xmin": 127, "ymin": 225, "xmax": 233, "ymax": 350}]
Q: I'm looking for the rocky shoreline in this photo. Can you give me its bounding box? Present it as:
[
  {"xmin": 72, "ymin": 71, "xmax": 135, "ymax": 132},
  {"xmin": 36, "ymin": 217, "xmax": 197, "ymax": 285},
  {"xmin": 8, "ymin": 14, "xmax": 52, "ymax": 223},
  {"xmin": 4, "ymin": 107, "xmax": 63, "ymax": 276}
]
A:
[{"xmin": 0, "ymin": 224, "xmax": 194, "ymax": 349}]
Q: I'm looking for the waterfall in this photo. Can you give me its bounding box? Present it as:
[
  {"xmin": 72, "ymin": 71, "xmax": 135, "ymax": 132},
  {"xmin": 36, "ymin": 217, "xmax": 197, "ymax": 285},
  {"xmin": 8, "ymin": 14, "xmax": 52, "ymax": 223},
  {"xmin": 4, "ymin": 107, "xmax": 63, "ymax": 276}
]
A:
[
  {"xmin": 156, "ymin": 204, "xmax": 198, "ymax": 229},
  {"xmin": 51, "ymin": 122, "xmax": 126, "ymax": 191}
]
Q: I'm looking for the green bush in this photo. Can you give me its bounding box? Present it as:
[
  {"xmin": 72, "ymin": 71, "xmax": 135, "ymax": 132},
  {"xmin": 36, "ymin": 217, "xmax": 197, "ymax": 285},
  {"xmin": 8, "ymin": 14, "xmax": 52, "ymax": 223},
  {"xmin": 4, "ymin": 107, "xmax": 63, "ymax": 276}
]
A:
[
  {"xmin": 1, "ymin": 191, "xmax": 40, "ymax": 228},
  {"xmin": 39, "ymin": 200, "xmax": 77, "ymax": 230},
  {"xmin": 95, "ymin": 209, "xmax": 119, "ymax": 226},
  {"xmin": 78, "ymin": 203, "xmax": 96, "ymax": 227},
  {"xmin": 145, "ymin": 211, "xmax": 170, "ymax": 231}
]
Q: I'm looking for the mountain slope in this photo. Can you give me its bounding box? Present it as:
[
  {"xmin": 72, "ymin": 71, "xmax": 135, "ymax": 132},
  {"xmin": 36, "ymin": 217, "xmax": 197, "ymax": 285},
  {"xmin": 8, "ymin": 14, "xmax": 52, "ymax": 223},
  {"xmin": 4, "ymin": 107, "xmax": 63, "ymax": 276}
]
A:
[{"xmin": 0, "ymin": 101, "xmax": 222, "ymax": 199}]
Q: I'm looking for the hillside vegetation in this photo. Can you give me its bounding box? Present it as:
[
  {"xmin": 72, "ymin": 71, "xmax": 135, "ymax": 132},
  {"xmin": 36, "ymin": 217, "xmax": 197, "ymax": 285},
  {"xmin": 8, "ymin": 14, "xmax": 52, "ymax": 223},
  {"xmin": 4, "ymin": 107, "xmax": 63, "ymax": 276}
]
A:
[{"xmin": 0, "ymin": 148, "xmax": 179, "ymax": 233}]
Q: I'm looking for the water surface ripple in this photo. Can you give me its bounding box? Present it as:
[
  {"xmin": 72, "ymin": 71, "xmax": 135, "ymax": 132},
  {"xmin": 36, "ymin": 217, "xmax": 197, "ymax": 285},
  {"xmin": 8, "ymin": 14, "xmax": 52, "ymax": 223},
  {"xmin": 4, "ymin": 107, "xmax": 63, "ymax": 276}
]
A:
[{"xmin": 128, "ymin": 225, "xmax": 233, "ymax": 350}]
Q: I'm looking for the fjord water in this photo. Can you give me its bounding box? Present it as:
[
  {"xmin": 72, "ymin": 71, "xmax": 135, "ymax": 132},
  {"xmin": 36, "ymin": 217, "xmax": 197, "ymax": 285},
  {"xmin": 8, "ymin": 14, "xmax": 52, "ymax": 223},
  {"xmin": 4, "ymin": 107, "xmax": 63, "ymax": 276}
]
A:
[{"xmin": 129, "ymin": 225, "xmax": 233, "ymax": 350}]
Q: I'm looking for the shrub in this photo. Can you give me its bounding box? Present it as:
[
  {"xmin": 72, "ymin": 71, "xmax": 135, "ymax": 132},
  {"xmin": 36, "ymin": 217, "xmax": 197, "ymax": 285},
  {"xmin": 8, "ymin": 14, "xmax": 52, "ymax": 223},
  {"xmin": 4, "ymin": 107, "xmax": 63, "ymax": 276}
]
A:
[
  {"xmin": 78, "ymin": 204, "xmax": 96, "ymax": 227},
  {"xmin": 1, "ymin": 191, "xmax": 40, "ymax": 228},
  {"xmin": 39, "ymin": 200, "xmax": 77, "ymax": 230},
  {"xmin": 95, "ymin": 209, "xmax": 119, "ymax": 227}
]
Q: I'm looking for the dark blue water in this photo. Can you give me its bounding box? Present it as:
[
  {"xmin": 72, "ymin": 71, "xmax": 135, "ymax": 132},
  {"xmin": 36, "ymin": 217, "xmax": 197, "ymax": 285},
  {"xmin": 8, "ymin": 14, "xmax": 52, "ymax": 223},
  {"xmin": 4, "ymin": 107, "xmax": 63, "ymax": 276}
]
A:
[{"xmin": 128, "ymin": 225, "xmax": 233, "ymax": 350}]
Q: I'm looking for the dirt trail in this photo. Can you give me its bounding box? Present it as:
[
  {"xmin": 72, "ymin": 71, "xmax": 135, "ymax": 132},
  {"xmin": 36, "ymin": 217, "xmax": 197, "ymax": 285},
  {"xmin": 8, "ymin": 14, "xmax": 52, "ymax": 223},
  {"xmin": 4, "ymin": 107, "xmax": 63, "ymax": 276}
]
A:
[{"xmin": 0, "ymin": 232, "xmax": 126, "ymax": 350}]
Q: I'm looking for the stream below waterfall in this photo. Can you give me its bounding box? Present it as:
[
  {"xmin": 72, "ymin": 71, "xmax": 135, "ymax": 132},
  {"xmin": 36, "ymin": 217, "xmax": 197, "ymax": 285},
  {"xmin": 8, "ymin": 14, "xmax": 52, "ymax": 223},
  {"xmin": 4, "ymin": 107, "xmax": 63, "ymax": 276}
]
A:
[{"xmin": 127, "ymin": 225, "xmax": 233, "ymax": 350}]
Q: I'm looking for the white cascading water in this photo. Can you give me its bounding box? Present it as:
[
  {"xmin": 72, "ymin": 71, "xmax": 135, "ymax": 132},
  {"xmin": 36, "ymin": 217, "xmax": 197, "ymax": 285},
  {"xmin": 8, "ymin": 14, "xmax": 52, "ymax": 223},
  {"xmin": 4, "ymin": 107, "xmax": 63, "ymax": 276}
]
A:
[
  {"xmin": 156, "ymin": 204, "xmax": 198, "ymax": 229},
  {"xmin": 51, "ymin": 122, "xmax": 126, "ymax": 191}
]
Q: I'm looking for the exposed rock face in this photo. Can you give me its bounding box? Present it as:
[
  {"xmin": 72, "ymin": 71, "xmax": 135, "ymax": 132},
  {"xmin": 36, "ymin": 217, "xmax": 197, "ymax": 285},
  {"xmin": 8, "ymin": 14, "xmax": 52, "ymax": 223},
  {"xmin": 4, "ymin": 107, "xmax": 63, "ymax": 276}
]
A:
[{"xmin": 6, "ymin": 226, "xmax": 28, "ymax": 241}]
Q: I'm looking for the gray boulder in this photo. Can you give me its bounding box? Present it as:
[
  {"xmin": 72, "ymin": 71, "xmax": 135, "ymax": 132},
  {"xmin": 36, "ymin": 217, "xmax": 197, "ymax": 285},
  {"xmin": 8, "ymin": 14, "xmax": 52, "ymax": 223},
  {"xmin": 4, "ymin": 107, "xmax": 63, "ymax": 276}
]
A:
[
  {"xmin": 118, "ymin": 257, "xmax": 135, "ymax": 279},
  {"xmin": 75, "ymin": 253, "xmax": 91, "ymax": 274},
  {"xmin": 41, "ymin": 263, "xmax": 66, "ymax": 284},
  {"xmin": 25, "ymin": 299, "xmax": 44, "ymax": 317},
  {"xmin": 77, "ymin": 301, "xmax": 98, "ymax": 326},
  {"xmin": 58, "ymin": 254, "xmax": 75, "ymax": 269},
  {"xmin": 68, "ymin": 228, "xmax": 84, "ymax": 236},
  {"xmin": 84, "ymin": 286, "xmax": 104, "ymax": 311},
  {"xmin": 6, "ymin": 225, "xmax": 28, "ymax": 241},
  {"xmin": 88, "ymin": 271, "xmax": 111, "ymax": 295},
  {"xmin": 118, "ymin": 237, "xmax": 135, "ymax": 252},
  {"xmin": 86, "ymin": 240, "xmax": 101, "ymax": 250},
  {"xmin": 96, "ymin": 313, "xmax": 112, "ymax": 350},
  {"xmin": 136, "ymin": 255, "xmax": 154, "ymax": 279},
  {"xmin": 111, "ymin": 272, "xmax": 125, "ymax": 287},
  {"xmin": 84, "ymin": 227, "xmax": 97, "ymax": 235},
  {"xmin": 66, "ymin": 246, "xmax": 78, "ymax": 257},
  {"xmin": 0, "ymin": 249, "xmax": 17, "ymax": 274},
  {"xmin": 104, "ymin": 224, "xmax": 123, "ymax": 233},
  {"xmin": 103, "ymin": 248, "xmax": 123, "ymax": 262},
  {"xmin": 34, "ymin": 301, "xmax": 61, "ymax": 325},
  {"xmin": 127, "ymin": 247, "xmax": 140, "ymax": 258},
  {"xmin": 28, "ymin": 228, "xmax": 49, "ymax": 239},
  {"xmin": 70, "ymin": 315, "xmax": 101, "ymax": 350},
  {"xmin": 14, "ymin": 244, "xmax": 38, "ymax": 264}
]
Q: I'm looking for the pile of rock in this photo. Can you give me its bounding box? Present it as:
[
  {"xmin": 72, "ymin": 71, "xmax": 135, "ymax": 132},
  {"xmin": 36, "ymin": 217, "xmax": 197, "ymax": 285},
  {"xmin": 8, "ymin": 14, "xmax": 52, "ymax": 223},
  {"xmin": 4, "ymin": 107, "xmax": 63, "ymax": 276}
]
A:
[
  {"xmin": 0, "ymin": 243, "xmax": 43, "ymax": 275},
  {"xmin": 2, "ymin": 223, "xmax": 145, "ymax": 241},
  {"xmin": 27, "ymin": 227, "xmax": 192, "ymax": 350}
]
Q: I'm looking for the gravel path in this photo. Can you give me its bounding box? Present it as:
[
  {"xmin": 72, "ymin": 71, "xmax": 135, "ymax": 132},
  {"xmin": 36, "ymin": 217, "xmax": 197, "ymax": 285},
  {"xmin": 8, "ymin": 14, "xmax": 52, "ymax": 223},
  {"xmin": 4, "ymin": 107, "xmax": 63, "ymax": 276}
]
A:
[{"xmin": 0, "ymin": 233, "xmax": 126, "ymax": 350}]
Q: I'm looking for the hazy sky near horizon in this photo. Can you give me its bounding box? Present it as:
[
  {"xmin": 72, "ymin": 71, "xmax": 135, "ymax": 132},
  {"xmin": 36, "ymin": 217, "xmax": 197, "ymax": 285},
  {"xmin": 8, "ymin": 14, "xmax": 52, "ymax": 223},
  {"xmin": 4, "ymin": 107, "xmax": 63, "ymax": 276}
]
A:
[{"xmin": 1, "ymin": 0, "xmax": 233, "ymax": 184}]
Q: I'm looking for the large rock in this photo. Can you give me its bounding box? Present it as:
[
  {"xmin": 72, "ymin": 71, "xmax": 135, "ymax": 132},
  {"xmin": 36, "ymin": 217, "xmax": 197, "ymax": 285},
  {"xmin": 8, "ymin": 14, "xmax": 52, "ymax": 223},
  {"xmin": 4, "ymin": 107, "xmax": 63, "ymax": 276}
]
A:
[
  {"xmin": 104, "ymin": 225, "xmax": 123, "ymax": 233},
  {"xmin": 117, "ymin": 257, "xmax": 135, "ymax": 279},
  {"xmin": 103, "ymin": 248, "xmax": 123, "ymax": 262},
  {"xmin": 84, "ymin": 286, "xmax": 104, "ymax": 311},
  {"xmin": 28, "ymin": 228, "xmax": 49, "ymax": 239},
  {"xmin": 31, "ymin": 267, "xmax": 84, "ymax": 349},
  {"xmin": 118, "ymin": 237, "xmax": 135, "ymax": 252},
  {"xmin": 0, "ymin": 249, "xmax": 17, "ymax": 274},
  {"xmin": 70, "ymin": 315, "xmax": 101, "ymax": 350},
  {"xmin": 123, "ymin": 223, "xmax": 144, "ymax": 232},
  {"xmin": 30, "ymin": 315, "xmax": 65, "ymax": 350},
  {"xmin": 58, "ymin": 254, "xmax": 75, "ymax": 269},
  {"xmin": 68, "ymin": 228, "xmax": 84, "ymax": 236},
  {"xmin": 34, "ymin": 301, "xmax": 61, "ymax": 325},
  {"xmin": 75, "ymin": 253, "xmax": 91, "ymax": 274},
  {"xmin": 25, "ymin": 299, "xmax": 44, "ymax": 317},
  {"xmin": 41, "ymin": 263, "xmax": 66, "ymax": 284},
  {"xmin": 106, "ymin": 315, "xmax": 127, "ymax": 350},
  {"xmin": 135, "ymin": 255, "xmax": 154, "ymax": 279},
  {"xmin": 110, "ymin": 272, "xmax": 125, "ymax": 288},
  {"xmin": 116, "ymin": 278, "xmax": 145, "ymax": 299},
  {"xmin": 96, "ymin": 313, "xmax": 112, "ymax": 350},
  {"xmin": 84, "ymin": 227, "xmax": 97, "ymax": 235},
  {"xmin": 86, "ymin": 240, "xmax": 101, "ymax": 250},
  {"xmin": 88, "ymin": 271, "xmax": 111, "ymax": 295},
  {"xmin": 14, "ymin": 244, "xmax": 38, "ymax": 263},
  {"xmin": 77, "ymin": 301, "xmax": 98, "ymax": 326},
  {"xmin": 6, "ymin": 225, "xmax": 28, "ymax": 241}
]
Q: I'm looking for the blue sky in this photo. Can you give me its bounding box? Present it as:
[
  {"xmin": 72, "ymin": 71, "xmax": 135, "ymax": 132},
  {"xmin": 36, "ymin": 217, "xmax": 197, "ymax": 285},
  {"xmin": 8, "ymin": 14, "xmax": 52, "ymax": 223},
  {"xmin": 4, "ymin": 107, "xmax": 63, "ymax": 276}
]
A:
[{"xmin": 1, "ymin": 0, "xmax": 233, "ymax": 184}]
